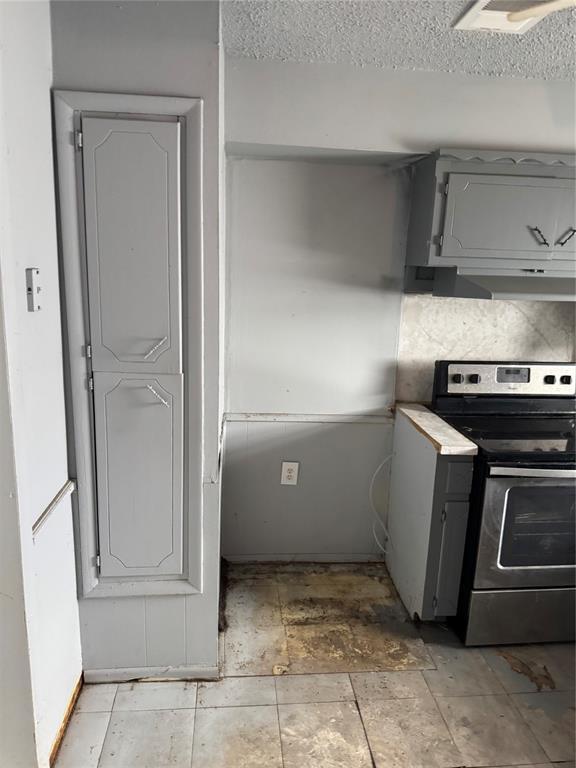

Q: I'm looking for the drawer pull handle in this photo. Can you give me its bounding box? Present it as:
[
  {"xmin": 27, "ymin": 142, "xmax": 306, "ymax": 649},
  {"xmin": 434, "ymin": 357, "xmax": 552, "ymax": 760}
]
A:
[
  {"xmin": 146, "ymin": 385, "xmax": 170, "ymax": 408},
  {"xmin": 556, "ymin": 227, "xmax": 576, "ymax": 247},
  {"xmin": 529, "ymin": 226, "xmax": 550, "ymax": 247}
]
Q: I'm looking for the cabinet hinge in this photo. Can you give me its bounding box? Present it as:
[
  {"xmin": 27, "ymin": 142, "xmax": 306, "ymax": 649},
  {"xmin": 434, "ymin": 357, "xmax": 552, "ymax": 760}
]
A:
[
  {"xmin": 86, "ymin": 343, "xmax": 92, "ymax": 359},
  {"xmin": 438, "ymin": 234, "xmax": 444, "ymax": 248},
  {"xmin": 443, "ymin": 182, "xmax": 449, "ymax": 196},
  {"xmin": 88, "ymin": 376, "xmax": 94, "ymax": 391},
  {"xmin": 75, "ymin": 130, "xmax": 83, "ymax": 150},
  {"xmin": 95, "ymin": 553, "xmax": 101, "ymax": 570},
  {"xmin": 441, "ymin": 508, "xmax": 447, "ymax": 523}
]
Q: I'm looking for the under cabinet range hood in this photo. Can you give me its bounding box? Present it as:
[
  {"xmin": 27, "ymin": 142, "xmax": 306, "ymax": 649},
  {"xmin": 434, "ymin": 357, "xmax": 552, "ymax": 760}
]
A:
[{"xmin": 433, "ymin": 269, "xmax": 576, "ymax": 302}]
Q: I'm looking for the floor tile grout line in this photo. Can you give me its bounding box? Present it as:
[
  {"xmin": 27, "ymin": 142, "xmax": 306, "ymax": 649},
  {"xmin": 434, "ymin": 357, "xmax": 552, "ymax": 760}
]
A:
[
  {"xmin": 504, "ymin": 690, "xmax": 561, "ymax": 763},
  {"xmin": 420, "ymin": 671, "xmax": 465, "ymax": 763},
  {"xmin": 353, "ymin": 697, "xmax": 378, "ymax": 768},
  {"xmin": 189, "ymin": 695, "xmax": 197, "ymax": 768},
  {"xmin": 111, "ymin": 705, "xmax": 198, "ymax": 712},
  {"xmin": 274, "ymin": 678, "xmax": 288, "ymax": 768},
  {"xmin": 95, "ymin": 686, "xmax": 118, "ymax": 768}
]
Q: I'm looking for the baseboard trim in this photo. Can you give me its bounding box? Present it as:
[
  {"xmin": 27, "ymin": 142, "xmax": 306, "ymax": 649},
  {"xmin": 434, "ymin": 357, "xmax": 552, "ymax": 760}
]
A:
[
  {"xmin": 224, "ymin": 412, "xmax": 393, "ymax": 424},
  {"xmin": 49, "ymin": 673, "xmax": 83, "ymax": 767},
  {"xmin": 223, "ymin": 554, "xmax": 385, "ymax": 563},
  {"xmin": 84, "ymin": 665, "xmax": 220, "ymax": 683}
]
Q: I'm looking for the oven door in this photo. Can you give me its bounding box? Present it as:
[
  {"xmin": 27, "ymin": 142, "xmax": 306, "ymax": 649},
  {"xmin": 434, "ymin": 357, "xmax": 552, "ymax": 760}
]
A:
[{"xmin": 474, "ymin": 467, "xmax": 576, "ymax": 590}]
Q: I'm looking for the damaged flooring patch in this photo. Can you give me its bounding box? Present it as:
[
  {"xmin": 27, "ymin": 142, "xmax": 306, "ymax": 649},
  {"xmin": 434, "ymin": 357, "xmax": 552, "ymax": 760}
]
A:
[
  {"xmin": 222, "ymin": 562, "xmax": 434, "ymax": 676},
  {"xmin": 496, "ymin": 649, "xmax": 556, "ymax": 692},
  {"xmin": 56, "ymin": 561, "xmax": 575, "ymax": 767}
]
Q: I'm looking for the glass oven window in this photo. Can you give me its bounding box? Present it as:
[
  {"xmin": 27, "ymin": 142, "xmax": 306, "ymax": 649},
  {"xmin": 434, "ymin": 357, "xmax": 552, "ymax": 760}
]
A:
[{"xmin": 500, "ymin": 487, "xmax": 575, "ymax": 568}]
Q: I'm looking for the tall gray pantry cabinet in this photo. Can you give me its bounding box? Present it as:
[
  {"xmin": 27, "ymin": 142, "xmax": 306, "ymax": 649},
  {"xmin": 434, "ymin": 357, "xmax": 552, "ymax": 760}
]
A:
[{"xmin": 54, "ymin": 93, "xmax": 211, "ymax": 678}]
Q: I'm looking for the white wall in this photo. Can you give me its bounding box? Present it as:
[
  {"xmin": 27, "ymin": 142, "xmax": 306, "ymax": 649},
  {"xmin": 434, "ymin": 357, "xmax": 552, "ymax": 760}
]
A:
[
  {"xmin": 51, "ymin": 0, "xmax": 223, "ymax": 676},
  {"xmin": 222, "ymin": 419, "xmax": 392, "ymax": 559},
  {"xmin": 397, "ymin": 295, "xmax": 576, "ymax": 402},
  {"xmin": 222, "ymin": 158, "xmax": 408, "ymax": 558},
  {"xmin": 226, "ymin": 57, "xmax": 576, "ymax": 154},
  {"xmin": 0, "ymin": 2, "xmax": 82, "ymax": 765},
  {"xmin": 226, "ymin": 159, "xmax": 408, "ymax": 416},
  {"xmin": 0, "ymin": 291, "xmax": 37, "ymax": 768}
]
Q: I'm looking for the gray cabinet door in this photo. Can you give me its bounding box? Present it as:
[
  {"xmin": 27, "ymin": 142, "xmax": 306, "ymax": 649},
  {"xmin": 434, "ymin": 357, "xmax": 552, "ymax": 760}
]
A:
[
  {"xmin": 441, "ymin": 174, "xmax": 571, "ymax": 262},
  {"xmin": 82, "ymin": 117, "xmax": 182, "ymax": 373},
  {"xmin": 435, "ymin": 501, "xmax": 469, "ymax": 616},
  {"xmin": 93, "ymin": 372, "xmax": 183, "ymax": 578}
]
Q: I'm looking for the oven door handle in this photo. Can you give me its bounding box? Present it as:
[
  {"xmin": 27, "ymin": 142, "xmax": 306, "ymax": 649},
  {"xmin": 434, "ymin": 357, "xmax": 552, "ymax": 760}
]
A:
[{"xmin": 490, "ymin": 466, "xmax": 576, "ymax": 479}]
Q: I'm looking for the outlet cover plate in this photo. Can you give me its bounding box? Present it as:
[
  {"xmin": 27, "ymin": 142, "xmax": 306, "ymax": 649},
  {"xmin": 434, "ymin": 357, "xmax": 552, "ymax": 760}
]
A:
[{"xmin": 281, "ymin": 461, "xmax": 299, "ymax": 486}]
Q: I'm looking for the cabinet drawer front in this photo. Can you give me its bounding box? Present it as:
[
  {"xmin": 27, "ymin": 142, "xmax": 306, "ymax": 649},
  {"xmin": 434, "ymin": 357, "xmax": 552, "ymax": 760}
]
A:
[
  {"xmin": 441, "ymin": 174, "xmax": 572, "ymax": 262},
  {"xmin": 94, "ymin": 372, "xmax": 183, "ymax": 578},
  {"xmin": 82, "ymin": 116, "xmax": 182, "ymax": 373}
]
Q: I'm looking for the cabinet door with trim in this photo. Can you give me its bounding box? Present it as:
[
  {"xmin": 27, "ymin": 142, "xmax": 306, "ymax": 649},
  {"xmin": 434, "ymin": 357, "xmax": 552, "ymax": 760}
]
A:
[
  {"xmin": 82, "ymin": 116, "xmax": 182, "ymax": 373},
  {"xmin": 441, "ymin": 174, "xmax": 570, "ymax": 262},
  {"xmin": 435, "ymin": 501, "xmax": 469, "ymax": 616},
  {"xmin": 93, "ymin": 372, "xmax": 183, "ymax": 578}
]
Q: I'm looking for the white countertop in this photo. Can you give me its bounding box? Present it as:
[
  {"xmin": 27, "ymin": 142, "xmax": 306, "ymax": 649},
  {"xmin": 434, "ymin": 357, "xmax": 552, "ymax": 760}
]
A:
[{"xmin": 396, "ymin": 403, "xmax": 478, "ymax": 456}]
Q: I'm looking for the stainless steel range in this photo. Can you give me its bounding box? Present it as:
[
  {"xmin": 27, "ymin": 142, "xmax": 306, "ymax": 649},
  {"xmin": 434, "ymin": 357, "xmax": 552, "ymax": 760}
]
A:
[{"xmin": 432, "ymin": 361, "xmax": 576, "ymax": 646}]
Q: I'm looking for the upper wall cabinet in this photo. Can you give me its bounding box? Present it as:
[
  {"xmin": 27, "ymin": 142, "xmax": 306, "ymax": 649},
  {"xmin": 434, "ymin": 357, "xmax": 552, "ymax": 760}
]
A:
[
  {"xmin": 441, "ymin": 174, "xmax": 575, "ymax": 263},
  {"xmin": 406, "ymin": 150, "xmax": 576, "ymax": 279}
]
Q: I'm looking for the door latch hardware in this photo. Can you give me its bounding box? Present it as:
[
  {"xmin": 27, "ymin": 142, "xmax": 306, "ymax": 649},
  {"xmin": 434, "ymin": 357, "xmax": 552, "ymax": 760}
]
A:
[
  {"xmin": 86, "ymin": 343, "xmax": 92, "ymax": 359},
  {"xmin": 75, "ymin": 130, "xmax": 83, "ymax": 150},
  {"xmin": 95, "ymin": 553, "xmax": 101, "ymax": 570},
  {"xmin": 88, "ymin": 377, "xmax": 94, "ymax": 391},
  {"xmin": 25, "ymin": 267, "xmax": 41, "ymax": 312}
]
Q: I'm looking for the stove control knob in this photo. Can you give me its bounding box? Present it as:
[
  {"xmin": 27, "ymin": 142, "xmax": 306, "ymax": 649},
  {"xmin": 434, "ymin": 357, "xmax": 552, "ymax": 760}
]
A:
[
  {"xmin": 451, "ymin": 373, "xmax": 464, "ymax": 384},
  {"xmin": 560, "ymin": 375, "xmax": 572, "ymax": 385},
  {"xmin": 468, "ymin": 374, "xmax": 481, "ymax": 384},
  {"xmin": 544, "ymin": 375, "xmax": 556, "ymax": 384}
]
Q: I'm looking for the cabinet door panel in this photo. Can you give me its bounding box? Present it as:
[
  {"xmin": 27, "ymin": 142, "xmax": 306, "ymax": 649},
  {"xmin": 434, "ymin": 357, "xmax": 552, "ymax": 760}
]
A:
[
  {"xmin": 94, "ymin": 372, "xmax": 183, "ymax": 578},
  {"xmin": 441, "ymin": 174, "xmax": 568, "ymax": 262},
  {"xmin": 435, "ymin": 501, "xmax": 469, "ymax": 617},
  {"xmin": 82, "ymin": 117, "xmax": 181, "ymax": 373}
]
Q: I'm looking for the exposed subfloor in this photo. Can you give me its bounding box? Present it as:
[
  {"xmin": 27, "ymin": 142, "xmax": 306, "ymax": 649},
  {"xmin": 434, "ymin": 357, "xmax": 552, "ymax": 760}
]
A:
[{"xmin": 56, "ymin": 562, "xmax": 575, "ymax": 767}]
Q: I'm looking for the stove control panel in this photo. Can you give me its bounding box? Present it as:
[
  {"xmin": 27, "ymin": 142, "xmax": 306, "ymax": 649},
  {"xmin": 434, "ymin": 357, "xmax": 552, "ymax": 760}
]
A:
[{"xmin": 445, "ymin": 363, "xmax": 576, "ymax": 396}]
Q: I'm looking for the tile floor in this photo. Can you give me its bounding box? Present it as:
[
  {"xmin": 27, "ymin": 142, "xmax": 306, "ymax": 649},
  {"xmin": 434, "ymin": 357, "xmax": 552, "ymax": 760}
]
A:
[{"xmin": 55, "ymin": 563, "xmax": 575, "ymax": 768}]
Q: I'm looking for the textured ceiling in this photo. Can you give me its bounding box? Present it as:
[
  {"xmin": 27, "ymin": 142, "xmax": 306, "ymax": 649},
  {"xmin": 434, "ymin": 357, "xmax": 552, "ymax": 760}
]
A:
[{"xmin": 223, "ymin": 1, "xmax": 576, "ymax": 80}]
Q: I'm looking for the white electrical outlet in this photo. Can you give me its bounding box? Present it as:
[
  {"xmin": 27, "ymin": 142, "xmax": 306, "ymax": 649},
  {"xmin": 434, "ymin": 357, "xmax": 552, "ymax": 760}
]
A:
[{"xmin": 280, "ymin": 461, "xmax": 299, "ymax": 486}]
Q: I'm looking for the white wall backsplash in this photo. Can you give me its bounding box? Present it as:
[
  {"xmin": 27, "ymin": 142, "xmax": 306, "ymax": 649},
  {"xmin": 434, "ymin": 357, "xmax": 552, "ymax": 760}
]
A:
[{"xmin": 396, "ymin": 295, "xmax": 575, "ymax": 403}]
